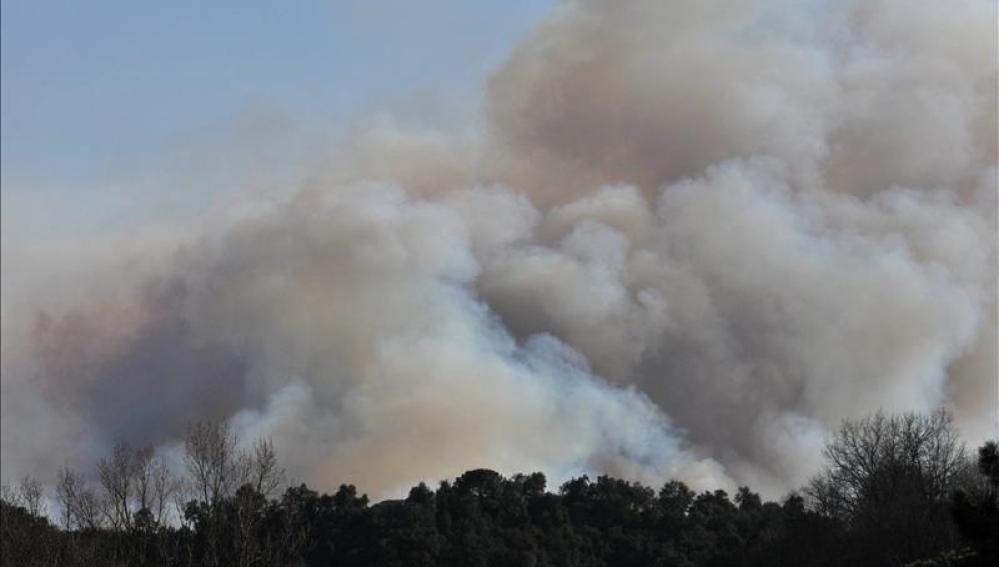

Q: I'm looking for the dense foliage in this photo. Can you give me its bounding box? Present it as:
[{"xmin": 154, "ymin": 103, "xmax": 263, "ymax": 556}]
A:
[{"xmin": 1, "ymin": 414, "xmax": 996, "ymax": 566}]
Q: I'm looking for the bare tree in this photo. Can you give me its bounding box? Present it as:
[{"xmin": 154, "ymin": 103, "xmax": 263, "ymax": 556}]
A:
[
  {"xmin": 806, "ymin": 409, "xmax": 967, "ymax": 564},
  {"xmin": 171, "ymin": 478, "xmax": 196, "ymax": 529},
  {"xmin": 185, "ymin": 420, "xmax": 253, "ymax": 567},
  {"xmin": 808, "ymin": 409, "xmax": 966, "ymax": 519},
  {"xmin": 97, "ymin": 441, "xmax": 147, "ymax": 530},
  {"xmin": 56, "ymin": 465, "xmax": 82, "ymax": 529},
  {"xmin": 150, "ymin": 458, "xmax": 179, "ymax": 526},
  {"xmin": 54, "ymin": 465, "xmax": 105, "ymax": 531},
  {"xmin": 0, "ymin": 482, "xmax": 21, "ymax": 508},
  {"xmin": 18, "ymin": 476, "xmax": 45, "ymax": 518},
  {"xmin": 184, "ymin": 420, "xmax": 246, "ymax": 505},
  {"xmin": 228, "ymin": 438, "xmax": 286, "ymax": 565},
  {"xmin": 132, "ymin": 445, "xmax": 155, "ymax": 515},
  {"xmin": 249, "ymin": 438, "xmax": 285, "ymax": 498},
  {"xmin": 74, "ymin": 486, "xmax": 104, "ymax": 530}
]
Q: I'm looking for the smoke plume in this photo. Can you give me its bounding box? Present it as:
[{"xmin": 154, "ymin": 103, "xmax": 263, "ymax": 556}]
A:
[{"xmin": 2, "ymin": 0, "xmax": 996, "ymax": 498}]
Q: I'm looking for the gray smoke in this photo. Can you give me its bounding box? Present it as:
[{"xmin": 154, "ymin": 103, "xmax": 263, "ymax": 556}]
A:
[{"xmin": 2, "ymin": 0, "xmax": 996, "ymax": 499}]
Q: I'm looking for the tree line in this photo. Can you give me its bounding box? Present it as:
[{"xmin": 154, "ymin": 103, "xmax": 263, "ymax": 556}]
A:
[{"xmin": 1, "ymin": 410, "xmax": 996, "ymax": 566}]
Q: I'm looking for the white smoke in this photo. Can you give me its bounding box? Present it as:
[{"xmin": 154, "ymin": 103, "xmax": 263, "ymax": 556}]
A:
[{"xmin": 1, "ymin": 0, "xmax": 996, "ymax": 499}]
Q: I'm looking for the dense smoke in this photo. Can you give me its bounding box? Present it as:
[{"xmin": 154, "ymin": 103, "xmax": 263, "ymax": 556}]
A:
[{"xmin": 2, "ymin": 0, "xmax": 996, "ymax": 498}]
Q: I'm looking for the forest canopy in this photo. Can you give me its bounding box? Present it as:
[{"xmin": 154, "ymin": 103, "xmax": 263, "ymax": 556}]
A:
[{"xmin": 1, "ymin": 410, "xmax": 997, "ymax": 567}]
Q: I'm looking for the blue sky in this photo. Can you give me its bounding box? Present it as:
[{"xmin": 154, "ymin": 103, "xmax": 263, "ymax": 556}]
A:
[{"xmin": 1, "ymin": 0, "xmax": 553, "ymax": 239}]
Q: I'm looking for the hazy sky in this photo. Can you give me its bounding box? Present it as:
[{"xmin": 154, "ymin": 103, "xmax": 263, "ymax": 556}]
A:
[{"xmin": 1, "ymin": 0, "xmax": 553, "ymax": 240}]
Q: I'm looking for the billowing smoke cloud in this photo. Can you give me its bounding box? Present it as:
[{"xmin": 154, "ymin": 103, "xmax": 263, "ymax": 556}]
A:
[{"xmin": 2, "ymin": 0, "xmax": 996, "ymax": 499}]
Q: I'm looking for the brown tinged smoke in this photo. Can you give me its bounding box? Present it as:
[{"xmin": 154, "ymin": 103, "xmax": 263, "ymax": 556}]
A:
[{"xmin": 1, "ymin": 0, "xmax": 996, "ymax": 499}]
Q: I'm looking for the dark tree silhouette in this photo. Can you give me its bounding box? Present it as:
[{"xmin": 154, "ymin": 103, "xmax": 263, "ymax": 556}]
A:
[
  {"xmin": 1, "ymin": 411, "xmax": 994, "ymax": 567},
  {"xmin": 952, "ymin": 441, "xmax": 999, "ymax": 566},
  {"xmin": 806, "ymin": 410, "xmax": 969, "ymax": 565}
]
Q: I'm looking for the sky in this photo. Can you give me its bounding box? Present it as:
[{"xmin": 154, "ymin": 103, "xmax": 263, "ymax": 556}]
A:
[{"xmin": 1, "ymin": 0, "xmax": 554, "ymax": 241}]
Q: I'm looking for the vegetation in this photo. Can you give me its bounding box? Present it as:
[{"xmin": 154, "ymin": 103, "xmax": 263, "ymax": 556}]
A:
[{"xmin": 1, "ymin": 412, "xmax": 996, "ymax": 566}]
